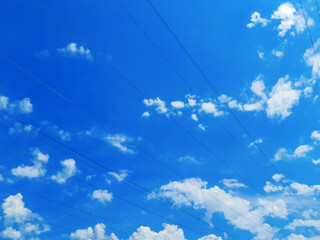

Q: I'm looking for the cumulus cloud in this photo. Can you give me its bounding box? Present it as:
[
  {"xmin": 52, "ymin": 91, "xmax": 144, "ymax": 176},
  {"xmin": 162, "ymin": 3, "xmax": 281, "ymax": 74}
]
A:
[
  {"xmin": 9, "ymin": 122, "xmax": 33, "ymax": 135},
  {"xmin": 91, "ymin": 189, "xmax": 113, "ymax": 204},
  {"xmin": 19, "ymin": 98, "xmax": 33, "ymax": 113},
  {"xmin": 266, "ymin": 75, "xmax": 301, "ymax": 119},
  {"xmin": 58, "ymin": 42, "xmax": 93, "ymax": 61},
  {"xmin": 0, "ymin": 96, "xmax": 9, "ymax": 109},
  {"xmin": 304, "ymin": 39, "xmax": 320, "ymax": 78},
  {"xmin": 272, "ymin": 50, "xmax": 284, "ymax": 58},
  {"xmin": 200, "ymin": 102, "xmax": 224, "ymax": 116},
  {"xmin": 11, "ymin": 148, "xmax": 49, "ymax": 179},
  {"xmin": 264, "ymin": 174, "xmax": 320, "ymax": 197},
  {"xmin": 149, "ymin": 178, "xmax": 287, "ymax": 240},
  {"xmin": 221, "ymin": 75, "xmax": 302, "ymax": 119},
  {"xmin": 70, "ymin": 223, "xmax": 222, "ymax": 240},
  {"xmin": 286, "ymin": 219, "xmax": 320, "ymax": 231},
  {"xmin": 0, "ymin": 95, "xmax": 34, "ymax": 115},
  {"xmin": 171, "ymin": 101, "xmax": 185, "ymax": 109},
  {"xmin": 247, "ymin": 12, "xmax": 268, "ymax": 28},
  {"xmin": 1, "ymin": 193, "xmax": 49, "ymax": 239},
  {"xmin": 274, "ymin": 144, "xmax": 313, "ymax": 161},
  {"xmin": 51, "ymin": 159, "xmax": 77, "ymax": 184},
  {"xmin": 271, "ymin": 2, "xmax": 314, "ymax": 37},
  {"xmin": 142, "ymin": 111, "xmax": 150, "ymax": 117},
  {"xmin": 143, "ymin": 97, "xmax": 168, "ymax": 114},
  {"xmin": 105, "ymin": 134, "xmax": 136, "ymax": 154},
  {"xmin": 1, "ymin": 227, "xmax": 21, "ymax": 240},
  {"xmin": 70, "ymin": 223, "xmax": 118, "ymax": 240},
  {"xmin": 264, "ymin": 181, "xmax": 284, "ymax": 193},
  {"xmin": 311, "ymin": 130, "xmax": 320, "ymax": 143}
]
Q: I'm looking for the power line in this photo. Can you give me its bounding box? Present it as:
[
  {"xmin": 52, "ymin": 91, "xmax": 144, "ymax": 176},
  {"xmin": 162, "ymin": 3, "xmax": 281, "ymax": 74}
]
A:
[
  {"xmin": 0, "ymin": 111, "xmax": 244, "ymax": 239},
  {"xmin": 28, "ymin": 0, "xmax": 275, "ymax": 200},
  {"xmin": 0, "ymin": 53, "xmax": 273, "ymax": 237},
  {"xmin": 315, "ymin": 0, "xmax": 320, "ymax": 21},
  {"xmin": 0, "ymin": 139, "xmax": 207, "ymax": 237},
  {"xmin": 113, "ymin": 0, "xmax": 272, "ymax": 181},
  {"xmin": 299, "ymin": 0, "xmax": 320, "ymax": 72},
  {"xmin": 144, "ymin": 0, "xmax": 316, "ymax": 219},
  {"xmin": 0, "ymin": 0, "xmax": 279, "ymax": 235},
  {"xmin": 0, "ymin": 141, "xmax": 135, "ymax": 234},
  {"xmin": 0, "ymin": 191, "xmax": 106, "ymax": 240}
]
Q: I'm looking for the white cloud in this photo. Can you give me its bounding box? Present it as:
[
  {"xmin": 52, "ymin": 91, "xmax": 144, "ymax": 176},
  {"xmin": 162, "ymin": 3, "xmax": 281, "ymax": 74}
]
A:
[
  {"xmin": 286, "ymin": 219, "xmax": 320, "ymax": 231},
  {"xmin": 271, "ymin": 2, "xmax": 314, "ymax": 37},
  {"xmin": 0, "ymin": 96, "xmax": 9, "ymax": 109},
  {"xmin": 171, "ymin": 101, "xmax": 185, "ymax": 109},
  {"xmin": 274, "ymin": 145, "xmax": 313, "ymax": 161},
  {"xmin": 70, "ymin": 223, "xmax": 118, "ymax": 240},
  {"xmin": 129, "ymin": 224, "xmax": 187, "ymax": 240},
  {"xmin": 258, "ymin": 51, "xmax": 264, "ymax": 59},
  {"xmin": 2, "ymin": 193, "xmax": 32, "ymax": 224},
  {"xmin": 272, "ymin": 174, "xmax": 284, "ymax": 182},
  {"xmin": 290, "ymin": 182, "xmax": 315, "ymax": 196},
  {"xmin": 19, "ymin": 98, "xmax": 33, "ymax": 113},
  {"xmin": 11, "ymin": 148, "xmax": 49, "ymax": 179},
  {"xmin": 108, "ymin": 169, "xmax": 129, "ymax": 182},
  {"xmin": 312, "ymin": 159, "xmax": 320, "ymax": 165},
  {"xmin": 249, "ymin": 138, "xmax": 263, "ymax": 148},
  {"xmin": 200, "ymin": 102, "xmax": 224, "ymax": 116},
  {"xmin": 311, "ymin": 130, "xmax": 320, "ymax": 143},
  {"xmin": 272, "ymin": 50, "xmax": 284, "ymax": 58},
  {"xmin": 198, "ymin": 234, "xmax": 222, "ymax": 240},
  {"xmin": 198, "ymin": 124, "xmax": 206, "ymax": 131},
  {"xmin": 191, "ymin": 113, "xmax": 198, "ymax": 121},
  {"xmin": 143, "ymin": 97, "xmax": 168, "ymax": 114},
  {"xmin": 221, "ymin": 75, "xmax": 301, "ymax": 119},
  {"xmin": 1, "ymin": 193, "xmax": 49, "ymax": 239},
  {"xmin": 222, "ymin": 179, "xmax": 247, "ymax": 189},
  {"xmin": 264, "ymin": 181, "xmax": 284, "ymax": 193},
  {"xmin": 91, "ymin": 189, "xmax": 113, "ymax": 203},
  {"xmin": 58, "ymin": 42, "xmax": 93, "ymax": 61},
  {"xmin": 187, "ymin": 97, "xmax": 197, "ymax": 107},
  {"xmin": 266, "ymin": 75, "xmax": 301, "ymax": 119},
  {"xmin": 51, "ymin": 159, "xmax": 77, "ymax": 184},
  {"xmin": 1, "ymin": 227, "xmax": 22, "ymax": 240},
  {"xmin": 178, "ymin": 155, "xmax": 200, "ymax": 165},
  {"xmin": 293, "ymin": 145, "xmax": 313, "ymax": 157},
  {"xmin": 149, "ymin": 178, "xmax": 286, "ymax": 240},
  {"xmin": 142, "ymin": 111, "xmax": 150, "ymax": 117},
  {"xmin": 304, "ymin": 39, "xmax": 320, "ymax": 78},
  {"xmin": 247, "ymin": 12, "xmax": 268, "ymax": 28},
  {"xmin": 105, "ymin": 134, "xmax": 136, "ymax": 154},
  {"xmin": 8, "ymin": 122, "xmax": 33, "ymax": 135},
  {"xmin": 58, "ymin": 129, "xmax": 71, "ymax": 141}
]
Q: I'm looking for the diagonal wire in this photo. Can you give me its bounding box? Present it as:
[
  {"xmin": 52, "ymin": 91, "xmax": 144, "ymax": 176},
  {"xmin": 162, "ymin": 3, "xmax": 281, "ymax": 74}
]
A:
[{"xmin": 145, "ymin": 0, "xmax": 317, "ymax": 219}]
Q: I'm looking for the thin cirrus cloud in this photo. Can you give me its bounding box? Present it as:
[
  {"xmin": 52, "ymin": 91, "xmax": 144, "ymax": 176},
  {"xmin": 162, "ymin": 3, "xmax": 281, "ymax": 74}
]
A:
[{"xmin": 104, "ymin": 134, "xmax": 137, "ymax": 154}]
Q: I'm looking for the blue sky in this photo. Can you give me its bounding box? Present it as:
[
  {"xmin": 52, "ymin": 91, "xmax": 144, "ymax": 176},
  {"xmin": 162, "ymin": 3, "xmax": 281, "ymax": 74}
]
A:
[{"xmin": 1, "ymin": 0, "xmax": 320, "ymax": 239}]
